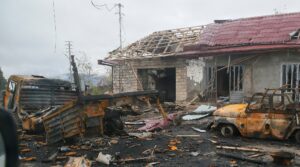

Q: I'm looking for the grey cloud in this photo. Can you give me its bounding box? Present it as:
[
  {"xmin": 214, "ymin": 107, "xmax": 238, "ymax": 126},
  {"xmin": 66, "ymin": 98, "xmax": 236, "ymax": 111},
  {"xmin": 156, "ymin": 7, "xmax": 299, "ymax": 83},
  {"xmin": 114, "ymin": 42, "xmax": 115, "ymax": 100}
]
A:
[{"xmin": 0, "ymin": 0, "xmax": 299, "ymax": 78}]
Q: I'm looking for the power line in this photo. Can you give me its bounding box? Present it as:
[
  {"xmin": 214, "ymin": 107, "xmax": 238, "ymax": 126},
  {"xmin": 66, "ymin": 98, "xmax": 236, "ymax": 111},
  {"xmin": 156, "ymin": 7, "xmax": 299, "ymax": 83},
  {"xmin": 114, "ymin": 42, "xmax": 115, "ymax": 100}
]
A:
[{"xmin": 91, "ymin": 0, "xmax": 124, "ymax": 49}]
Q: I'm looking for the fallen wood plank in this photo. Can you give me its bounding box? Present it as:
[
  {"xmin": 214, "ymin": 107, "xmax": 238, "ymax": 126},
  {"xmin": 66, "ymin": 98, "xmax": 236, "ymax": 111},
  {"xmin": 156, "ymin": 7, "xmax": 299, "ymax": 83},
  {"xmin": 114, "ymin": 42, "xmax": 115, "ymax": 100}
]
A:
[
  {"xmin": 217, "ymin": 152, "xmax": 266, "ymax": 165},
  {"xmin": 248, "ymin": 153, "xmax": 265, "ymax": 158},
  {"xmin": 216, "ymin": 145, "xmax": 263, "ymax": 152},
  {"xmin": 192, "ymin": 127, "xmax": 206, "ymax": 133},
  {"xmin": 115, "ymin": 155, "xmax": 155, "ymax": 163},
  {"xmin": 207, "ymin": 139, "xmax": 218, "ymax": 144},
  {"xmin": 125, "ymin": 121, "xmax": 145, "ymax": 125},
  {"xmin": 176, "ymin": 135, "xmax": 201, "ymax": 137}
]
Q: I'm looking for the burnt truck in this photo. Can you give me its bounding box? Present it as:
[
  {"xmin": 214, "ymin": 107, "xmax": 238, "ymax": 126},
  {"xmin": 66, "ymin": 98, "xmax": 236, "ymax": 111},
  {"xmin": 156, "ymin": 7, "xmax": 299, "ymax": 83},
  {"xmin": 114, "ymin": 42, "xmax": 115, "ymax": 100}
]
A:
[
  {"xmin": 210, "ymin": 87, "xmax": 300, "ymax": 143},
  {"xmin": 42, "ymin": 55, "xmax": 167, "ymax": 143},
  {"xmin": 2, "ymin": 55, "xmax": 167, "ymax": 143},
  {"xmin": 2, "ymin": 75, "xmax": 77, "ymax": 131}
]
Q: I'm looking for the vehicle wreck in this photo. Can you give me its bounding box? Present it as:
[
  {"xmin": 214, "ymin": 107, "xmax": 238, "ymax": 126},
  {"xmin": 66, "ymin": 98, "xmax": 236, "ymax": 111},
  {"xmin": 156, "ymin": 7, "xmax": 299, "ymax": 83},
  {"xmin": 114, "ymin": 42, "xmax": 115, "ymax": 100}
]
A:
[
  {"xmin": 210, "ymin": 87, "xmax": 300, "ymax": 142},
  {"xmin": 2, "ymin": 75, "xmax": 77, "ymax": 132}
]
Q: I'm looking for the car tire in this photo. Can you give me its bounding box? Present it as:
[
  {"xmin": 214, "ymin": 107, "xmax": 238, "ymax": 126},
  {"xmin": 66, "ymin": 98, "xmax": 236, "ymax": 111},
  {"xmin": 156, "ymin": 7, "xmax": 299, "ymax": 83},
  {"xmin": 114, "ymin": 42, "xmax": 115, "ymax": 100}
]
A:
[
  {"xmin": 294, "ymin": 130, "xmax": 300, "ymax": 143},
  {"xmin": 220, "ymin": 125, "xmax": 236, "ymax": 137}
]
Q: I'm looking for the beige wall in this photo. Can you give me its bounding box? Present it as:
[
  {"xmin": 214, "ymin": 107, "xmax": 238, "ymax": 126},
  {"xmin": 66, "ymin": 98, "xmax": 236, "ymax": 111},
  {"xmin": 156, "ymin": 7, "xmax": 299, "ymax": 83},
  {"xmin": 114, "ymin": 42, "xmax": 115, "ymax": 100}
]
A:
[{"xmin": 112, "ymin": 57, "xmax": 186, "ymax": 101}]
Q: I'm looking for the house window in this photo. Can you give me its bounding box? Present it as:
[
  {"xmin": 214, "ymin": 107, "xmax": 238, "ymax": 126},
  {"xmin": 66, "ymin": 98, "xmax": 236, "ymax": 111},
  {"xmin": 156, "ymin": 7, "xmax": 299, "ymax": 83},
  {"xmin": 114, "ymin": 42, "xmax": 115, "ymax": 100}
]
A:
[
  {"xmin": 206, "ymin": 66, "xmax": 216, "ymax": 90},
  {"xmin": 230, "ymin": 65, "xmax": 244, "ymax": 91},
  {"xmin": 281, "ymin": 64, "xmax": 300, "ymax": 91}
]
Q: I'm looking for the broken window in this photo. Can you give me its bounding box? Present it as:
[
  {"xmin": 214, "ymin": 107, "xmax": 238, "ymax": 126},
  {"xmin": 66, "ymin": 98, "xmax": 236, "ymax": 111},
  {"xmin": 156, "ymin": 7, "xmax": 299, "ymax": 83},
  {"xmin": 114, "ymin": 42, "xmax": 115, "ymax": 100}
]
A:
[
  {"xmin": 8, "ymin": 80, "xmax": 16, "ymax": 92},
  {"xmin": 230, "ymin": 65, "xmax": 244, "ymax": 91},
  {"xmin": 205, "ymin": 66, "xmax": 216, "ymax": 91},
  {"xmin": 282, "ymin": 64, "xmax": 300, "ymax": 90},
  {"xmin": 290, "ymin": 29, "xmax": 300, "ymax": 40}
]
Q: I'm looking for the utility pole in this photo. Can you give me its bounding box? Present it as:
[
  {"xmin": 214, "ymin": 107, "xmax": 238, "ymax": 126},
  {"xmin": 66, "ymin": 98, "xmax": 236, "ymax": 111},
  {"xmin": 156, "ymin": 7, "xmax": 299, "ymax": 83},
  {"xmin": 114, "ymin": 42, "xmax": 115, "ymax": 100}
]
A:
[
  {"xmin": 65, "ymin": 41, "xmax": 73, "ymax": 82},
  {"xmin": 91, "ymin": 1, "xmax": 124, "ymax": 49},
  {"xmin": 116, "ymin": 3, "xmax": 123, "ymax": 49}
]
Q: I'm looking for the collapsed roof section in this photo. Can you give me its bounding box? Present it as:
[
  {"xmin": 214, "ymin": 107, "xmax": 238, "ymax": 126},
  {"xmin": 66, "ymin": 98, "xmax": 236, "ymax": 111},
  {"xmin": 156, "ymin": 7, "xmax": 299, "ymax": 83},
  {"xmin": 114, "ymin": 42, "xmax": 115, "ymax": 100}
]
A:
[{"xmin": 106, "ymin": 26, "xmax": 205, "ymax": 60}]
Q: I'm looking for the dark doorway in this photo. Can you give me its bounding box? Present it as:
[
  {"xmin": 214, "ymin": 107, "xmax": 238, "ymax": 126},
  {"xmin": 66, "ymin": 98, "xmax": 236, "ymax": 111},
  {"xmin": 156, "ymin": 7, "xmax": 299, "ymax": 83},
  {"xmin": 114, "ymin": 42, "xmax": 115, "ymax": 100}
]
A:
[
  {"xmin": 138, "ymin": 68, "xmax": 176, "ymax": 102},
  {"xmin": 217, "ymin": 67, "xmax": 230, "ymax": 97}
]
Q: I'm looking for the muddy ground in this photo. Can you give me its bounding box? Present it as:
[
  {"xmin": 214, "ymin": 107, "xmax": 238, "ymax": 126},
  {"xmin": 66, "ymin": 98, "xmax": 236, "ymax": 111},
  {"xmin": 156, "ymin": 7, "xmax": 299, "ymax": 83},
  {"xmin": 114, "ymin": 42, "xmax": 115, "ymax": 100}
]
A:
[{"xmin": 19, "ymin": 105, "xmax": 300, "ymax": 167}]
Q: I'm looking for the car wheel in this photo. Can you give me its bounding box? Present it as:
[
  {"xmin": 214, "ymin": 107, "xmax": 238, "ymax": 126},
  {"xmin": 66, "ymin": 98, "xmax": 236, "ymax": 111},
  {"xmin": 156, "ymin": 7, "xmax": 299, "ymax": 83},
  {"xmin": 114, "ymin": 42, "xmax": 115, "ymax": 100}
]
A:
[
  {"xmin": 220, "ymin": 125, "xmax": 236, "ymax": 137},
  {"xmin": 294, "ymin": 131, "xmax": 300, "ymax": 143}
]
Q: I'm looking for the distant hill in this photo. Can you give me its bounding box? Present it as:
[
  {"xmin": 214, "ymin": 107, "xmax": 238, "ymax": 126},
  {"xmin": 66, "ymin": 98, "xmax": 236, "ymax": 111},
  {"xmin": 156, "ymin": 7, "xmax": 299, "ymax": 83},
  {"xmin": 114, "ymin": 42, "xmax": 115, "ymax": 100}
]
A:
[{"xmin": 51, "ymin": 73, "xmax": 111, "ymax": 87}]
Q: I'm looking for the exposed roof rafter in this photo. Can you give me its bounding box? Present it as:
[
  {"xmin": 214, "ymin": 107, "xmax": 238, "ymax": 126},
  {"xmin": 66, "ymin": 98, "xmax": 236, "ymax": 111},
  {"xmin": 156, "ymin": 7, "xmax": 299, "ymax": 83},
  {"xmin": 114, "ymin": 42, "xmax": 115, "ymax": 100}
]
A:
[{"xmin": 106, "ymin": 25, "xmax": 205, "ymax": 60}]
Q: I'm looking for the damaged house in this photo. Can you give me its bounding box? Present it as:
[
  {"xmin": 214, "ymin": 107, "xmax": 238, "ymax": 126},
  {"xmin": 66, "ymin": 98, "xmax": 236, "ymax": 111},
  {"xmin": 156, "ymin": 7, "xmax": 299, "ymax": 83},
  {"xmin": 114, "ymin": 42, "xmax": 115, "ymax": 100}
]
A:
[
  {"xmin": 103, "ymin": 26, "xmax": 206, "ymax": 102},
  {"xmin": 104, "ymin": 12, "xmax": 300, "ymax": 103},
  {"xmin": 182, "ymin": 12, "xmax": 300, "ymax": 102}
]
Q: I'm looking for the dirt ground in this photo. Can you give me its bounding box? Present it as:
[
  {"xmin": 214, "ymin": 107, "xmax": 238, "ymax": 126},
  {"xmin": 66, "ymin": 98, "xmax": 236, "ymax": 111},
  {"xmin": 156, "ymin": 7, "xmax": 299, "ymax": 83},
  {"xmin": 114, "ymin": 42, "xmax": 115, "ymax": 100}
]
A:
[{"xmin": 19, "ymin": 105, "xmax": 300, "ymax": 167}]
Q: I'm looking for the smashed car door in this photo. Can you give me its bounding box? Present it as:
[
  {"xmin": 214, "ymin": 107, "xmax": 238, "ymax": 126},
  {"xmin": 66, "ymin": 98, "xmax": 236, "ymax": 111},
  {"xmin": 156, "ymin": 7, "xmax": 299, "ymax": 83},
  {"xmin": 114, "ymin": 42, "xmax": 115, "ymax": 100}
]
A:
[
  {"xmin": 245, "ymin": 94, "xmax": 271, "ymax": 138},
  {"xmin": 269, "ymin": 94, "xmax": 294, "ymax": 140}
]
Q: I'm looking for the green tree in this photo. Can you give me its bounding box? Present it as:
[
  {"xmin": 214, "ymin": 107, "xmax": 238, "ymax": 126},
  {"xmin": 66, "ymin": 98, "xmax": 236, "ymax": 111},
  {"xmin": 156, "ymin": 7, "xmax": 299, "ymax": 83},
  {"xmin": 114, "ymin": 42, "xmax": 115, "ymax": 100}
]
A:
[{"xmin": 0, "ymin": 68, "xmax": 7, "ymax": 91}]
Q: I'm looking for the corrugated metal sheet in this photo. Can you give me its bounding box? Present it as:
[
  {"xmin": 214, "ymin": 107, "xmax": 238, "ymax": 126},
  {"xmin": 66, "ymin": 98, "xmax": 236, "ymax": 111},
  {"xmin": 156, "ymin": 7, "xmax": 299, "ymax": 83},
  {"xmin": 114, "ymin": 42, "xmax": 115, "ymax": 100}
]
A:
[
  {"xmin": 197, "ymin": 12, "xmax": 300, "ymax": 46},
  {"xmin": 43, "ymin": 103, "xmax": 84, "ymax": 144},
  {"xmin": 20, "ymin": 87, "xmax": 77, "ymax": 113}
]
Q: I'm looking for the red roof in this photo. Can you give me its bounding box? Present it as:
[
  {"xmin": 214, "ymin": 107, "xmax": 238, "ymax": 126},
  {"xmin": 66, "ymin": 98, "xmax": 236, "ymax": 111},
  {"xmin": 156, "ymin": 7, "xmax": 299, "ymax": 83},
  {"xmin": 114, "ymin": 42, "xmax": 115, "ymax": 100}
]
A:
[{"xmin": 183, "ymin": 12, "xmax": 300, "ymax": 55}]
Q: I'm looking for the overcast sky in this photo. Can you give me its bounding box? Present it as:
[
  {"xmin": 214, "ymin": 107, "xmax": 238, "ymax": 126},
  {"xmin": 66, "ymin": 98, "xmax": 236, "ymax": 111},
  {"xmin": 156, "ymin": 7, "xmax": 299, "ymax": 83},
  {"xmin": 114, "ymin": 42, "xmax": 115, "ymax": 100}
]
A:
[{"xmin": 1, "ymin": 0, "xmax": 300, "ymax": 78}]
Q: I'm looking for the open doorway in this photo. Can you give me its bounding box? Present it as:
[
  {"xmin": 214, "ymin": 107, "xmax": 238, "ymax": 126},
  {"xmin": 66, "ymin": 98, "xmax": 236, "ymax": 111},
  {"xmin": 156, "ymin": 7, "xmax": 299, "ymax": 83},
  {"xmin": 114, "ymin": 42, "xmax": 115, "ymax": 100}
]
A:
[
  {"xmin": 138, "ymin": 68, "xmax": 176, "ymax": 102},
  {"xmin": 206, "ymin": 65, "xmax": 244, "ymax": 101},
  {"xmin": 217, "ymin": 67, "xmax": 229, "ymax": 97}
]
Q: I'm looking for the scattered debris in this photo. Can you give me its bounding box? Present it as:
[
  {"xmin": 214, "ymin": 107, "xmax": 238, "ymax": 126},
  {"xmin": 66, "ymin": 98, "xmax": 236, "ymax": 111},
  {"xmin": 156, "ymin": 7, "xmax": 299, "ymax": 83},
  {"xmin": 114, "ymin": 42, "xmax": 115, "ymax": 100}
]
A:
[
  {"xmin": 110, "ymin": 139, "xmax": 119, "ymax": 144},
  {"xmin": 125, "ymin": 121, "xmax": 145, "ymax": 125},
  {"xmin": 190, "ymin": 152, "xmax": 200, "ymax": 156},
  {"xmin": 176, "ymin": 135, "xmax": 201, "ymax": 137},
  {"xmin": 229, "ymin": 159, "xmax": 238, "ymax": 167},
  {"xmin": 138, "ymin": 114, "xmax": 176, "ymax": 132},
  {"xmin": 20, "ymin": 148, "xmax": 31, "ymax": 153},
  {"xmin": 270, "ymin": 151, "xmax": 295, "ymax": 166},
  {"xmin": 42, "ymin": 151, "xmax": 58, "ymax": 163},
  {"xmin": 192, "ymin": 127, "xmax": 206, "ymax": 133},
  {"xmin": 128, "ymin": 132, "xmax": 152, "ymax": 139},
  {"xmin": 115, "ymin": 155, "xmax": 155, "ymax": 163},
  {"xmin": 145, "ymin": 162, "xmax": 160, "ymax": 167},
  {"xmin": 207, "ymin": 139, "xmax": 218, "ymax": 144},
  {"xmin": 217, "ymin": 152, "xmax": 266, "ymax": 165},
  {"xmin": 193, "ymin": 105, "xmax": 217, "ymax": 114},
  {"xmin": 168, "ymin": 145, "xmax": 178, "ymax": 151},
  {"xmin": 216, "ymin": 145, "xmax": 262, "ymax": 152},
  {"xmin": 20, "ymin": 156, "xmax": 37, "ymax": 161},
  {"xmin": 64, "ymin": 156, "xmax": 91, "ymax": 167},
  {"xmin": 96, "ymin": 152, "xmax": 112, "ymax": 165},
  {"xmin": 169, "ymin": 139, "xmax": 181, "ymax": 145},
  {"xmin": 182, "ymin": 114, "xmax": 209, "ymax": 121},
  {"xmin": 57, "ymin": 156, "xmax": 67, "ymax": 161},
  {"xmin": 248, "ymin": 153, "xmax": 265, "ymax": 158},
  {"xmin": 59, "ymin": 146, "xmax": 71, "ymax": 152},
  {"xmin": 65, "ymin": 152, "xmax": 77, "ymax": 156}
]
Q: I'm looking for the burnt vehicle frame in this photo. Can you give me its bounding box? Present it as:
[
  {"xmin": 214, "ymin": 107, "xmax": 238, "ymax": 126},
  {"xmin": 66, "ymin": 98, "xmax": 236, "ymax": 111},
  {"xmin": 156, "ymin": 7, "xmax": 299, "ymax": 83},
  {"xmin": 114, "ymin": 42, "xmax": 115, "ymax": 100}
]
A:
[
  {"xmin": 211, "ymin": 86, "xmax": 300, "ymax": 142},
  {"xmin": 42, "ymin": 55, "xmax": 168, "ymax": 143},
  {"xmin": 2, "ymin": 75, "xmax": 77, "ymax": 131}
]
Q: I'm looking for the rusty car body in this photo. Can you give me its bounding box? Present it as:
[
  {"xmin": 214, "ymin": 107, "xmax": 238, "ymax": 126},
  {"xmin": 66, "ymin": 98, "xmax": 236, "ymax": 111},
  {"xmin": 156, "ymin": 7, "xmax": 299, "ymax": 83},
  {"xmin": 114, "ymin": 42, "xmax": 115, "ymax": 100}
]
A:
[
  {"xmin": 211, "ymin": 87, "xmax": 300, "ymax": 143},
  {"xmin": 2, "ymin": 75, "xmax": 77, "ymax": 131}
]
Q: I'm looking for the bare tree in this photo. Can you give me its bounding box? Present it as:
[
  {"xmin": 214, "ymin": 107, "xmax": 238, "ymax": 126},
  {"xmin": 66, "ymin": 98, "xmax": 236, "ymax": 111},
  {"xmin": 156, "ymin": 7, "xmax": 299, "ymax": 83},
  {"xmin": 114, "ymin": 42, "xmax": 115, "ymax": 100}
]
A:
[
  {"xmin": 76, "ymin": 52, "xmax": 93, "ymax": 88},
  {"xmin": 0, "ymin": 68, "xmax": 6, "ymax": 91}
]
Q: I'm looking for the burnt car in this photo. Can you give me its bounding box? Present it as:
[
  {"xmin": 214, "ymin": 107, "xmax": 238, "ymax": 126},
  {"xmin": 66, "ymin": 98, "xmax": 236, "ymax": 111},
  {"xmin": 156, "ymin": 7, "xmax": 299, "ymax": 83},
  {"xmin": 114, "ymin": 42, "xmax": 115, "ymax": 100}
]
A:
[
  {"xmin": 2, "ymin": 75, "xmax": 77, "ymax": 131},
  {"xmin": 210, "ymin": 87, "xmax": 300, "ymax": 143}
]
